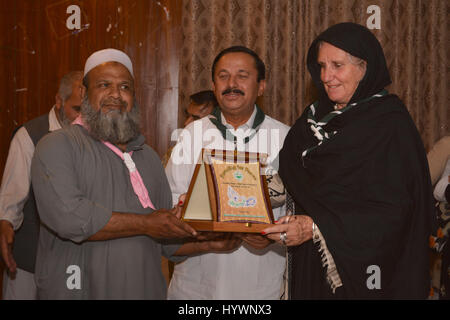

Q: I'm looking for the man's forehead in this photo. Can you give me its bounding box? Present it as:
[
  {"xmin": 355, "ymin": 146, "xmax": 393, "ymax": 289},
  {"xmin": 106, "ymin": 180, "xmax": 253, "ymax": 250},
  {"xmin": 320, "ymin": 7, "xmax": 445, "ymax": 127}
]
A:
[
  {"xmin": 215, "ymin": 52, "xmax": 256, "ymax": 72},
  {"xmin": 88, "ymin": 61, "xmax": 134, "ymax": 80}
]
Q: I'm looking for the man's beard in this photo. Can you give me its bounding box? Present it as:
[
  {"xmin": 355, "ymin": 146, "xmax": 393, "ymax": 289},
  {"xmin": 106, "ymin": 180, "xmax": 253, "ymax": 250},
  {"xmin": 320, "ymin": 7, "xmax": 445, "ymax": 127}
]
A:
[{"xmin": 81, "ymin": 95, "xmax": 141, "ymax": 145}]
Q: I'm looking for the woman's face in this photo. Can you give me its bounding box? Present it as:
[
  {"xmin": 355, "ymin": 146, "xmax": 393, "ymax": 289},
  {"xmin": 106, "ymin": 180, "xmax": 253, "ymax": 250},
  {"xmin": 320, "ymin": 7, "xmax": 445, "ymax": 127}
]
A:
[{"xmin": 317, "ymin": 42, "xmax": 366, "ymax": 108}]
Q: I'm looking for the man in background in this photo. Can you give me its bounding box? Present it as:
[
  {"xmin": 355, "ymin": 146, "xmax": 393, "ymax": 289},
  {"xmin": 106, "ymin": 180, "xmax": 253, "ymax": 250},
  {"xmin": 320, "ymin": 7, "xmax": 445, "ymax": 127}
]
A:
[
  {"xmin": 162, "ymin": 90, "xmax": 216, "ymax": 168},
  {"xmin": 183, "ymin": 90, "xmax": 217, "ymax": 127},
  {"xmin": 0, "ymin": 71, "xmax": 83, "ymax": 299}
]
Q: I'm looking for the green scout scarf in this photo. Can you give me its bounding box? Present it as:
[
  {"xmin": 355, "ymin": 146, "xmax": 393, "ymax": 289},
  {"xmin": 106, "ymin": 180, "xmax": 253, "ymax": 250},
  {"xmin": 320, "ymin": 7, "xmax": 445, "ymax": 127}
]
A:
[{"xmin": 208, "ymin": 105, "xmax": 265, "ymax": 148}]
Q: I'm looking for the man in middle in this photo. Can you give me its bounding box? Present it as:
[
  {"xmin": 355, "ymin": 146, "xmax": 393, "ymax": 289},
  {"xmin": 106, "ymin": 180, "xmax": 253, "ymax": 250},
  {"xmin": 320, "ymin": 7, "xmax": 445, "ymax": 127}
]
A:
[{"xmin": 165, "ymin": 46, "xmax": 290, "ymax": 299}]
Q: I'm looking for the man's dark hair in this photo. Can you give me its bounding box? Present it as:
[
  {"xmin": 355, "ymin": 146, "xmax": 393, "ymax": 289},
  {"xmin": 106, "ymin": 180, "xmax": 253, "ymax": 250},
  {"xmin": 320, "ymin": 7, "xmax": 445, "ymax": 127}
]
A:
[
  {"xmin": 211, "ymin": 46, "xmax": 265, "ymax": 82},
  {"xmin": 190, "ymin": 90, "xmax": 217, "ymax": 107},
  {"xmin": 82, "ymin": 75, "xmax": 89, "ymax": 90}
]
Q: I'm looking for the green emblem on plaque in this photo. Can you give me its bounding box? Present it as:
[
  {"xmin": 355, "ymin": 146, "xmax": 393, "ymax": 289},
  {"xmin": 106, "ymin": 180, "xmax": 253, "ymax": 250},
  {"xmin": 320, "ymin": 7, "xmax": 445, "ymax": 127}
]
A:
[{"xmin": 233, "ymin": 171, "xmax": 243, "ymax": 181}]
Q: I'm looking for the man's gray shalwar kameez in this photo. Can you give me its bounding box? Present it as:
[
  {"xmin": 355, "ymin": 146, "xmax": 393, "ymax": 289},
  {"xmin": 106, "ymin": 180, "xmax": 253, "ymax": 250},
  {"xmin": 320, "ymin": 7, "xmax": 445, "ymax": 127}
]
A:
[{"xmin": 31, "ymin": 124, "xmax": 182, "ymax": 299}]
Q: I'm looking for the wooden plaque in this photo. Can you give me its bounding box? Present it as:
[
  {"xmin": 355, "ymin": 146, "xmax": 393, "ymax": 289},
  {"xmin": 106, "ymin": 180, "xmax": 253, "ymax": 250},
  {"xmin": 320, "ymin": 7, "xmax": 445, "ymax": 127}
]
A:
[{"xmin": 181, "ymin": 149, "xmax": 275, "ymax": 233}]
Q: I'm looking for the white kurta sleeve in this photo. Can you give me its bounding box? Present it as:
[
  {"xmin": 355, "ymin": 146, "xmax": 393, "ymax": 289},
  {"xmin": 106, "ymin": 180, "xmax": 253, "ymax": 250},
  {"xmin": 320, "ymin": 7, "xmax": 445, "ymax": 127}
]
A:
[
  {"xmin": 165, "ymin": 126, "xmax": 202, "ymax": 207},
  {"xmin": 0, "ymin": 127, "xmax": 35, "ymax": 230}
]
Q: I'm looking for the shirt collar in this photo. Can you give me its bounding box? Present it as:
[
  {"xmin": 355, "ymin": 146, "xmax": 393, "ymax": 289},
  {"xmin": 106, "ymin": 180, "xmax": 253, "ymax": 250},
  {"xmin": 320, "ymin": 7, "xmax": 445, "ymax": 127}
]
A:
[
  {"xmin": 126, "ymin": 134, "xmax": 145, "ymax": 152},
  {"xmin": 221, "ymin": 105, "xmax": 257, "ymax": 131},
  {"xmin": 48, "ymin": 105, "xmax": 62, "ymax": 131}
]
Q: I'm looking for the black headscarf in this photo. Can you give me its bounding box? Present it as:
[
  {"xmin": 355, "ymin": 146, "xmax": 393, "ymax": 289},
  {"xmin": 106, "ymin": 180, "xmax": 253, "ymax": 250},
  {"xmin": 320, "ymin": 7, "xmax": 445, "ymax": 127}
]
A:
[
  {"xmin": 307, "ymin": 22, "xmax": 391, "ymax": 108},
  {"xmin": 280, "ymin": 23, "xmax": 434, "ymax": 299}
]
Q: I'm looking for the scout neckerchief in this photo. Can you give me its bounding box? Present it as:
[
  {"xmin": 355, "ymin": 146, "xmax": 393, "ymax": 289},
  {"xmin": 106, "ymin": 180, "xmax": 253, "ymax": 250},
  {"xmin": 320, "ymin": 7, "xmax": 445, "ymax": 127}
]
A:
[
  {"xmin": 72, "ymin": 115, "xmax": 156, "ymax": 210},
  {"xmin": 302, "ymin": 89, "xmax": 388, "ymax": 159},
  {"xmin": 208, "ymin": 105, "xmax": 265, "ymax": 149}
]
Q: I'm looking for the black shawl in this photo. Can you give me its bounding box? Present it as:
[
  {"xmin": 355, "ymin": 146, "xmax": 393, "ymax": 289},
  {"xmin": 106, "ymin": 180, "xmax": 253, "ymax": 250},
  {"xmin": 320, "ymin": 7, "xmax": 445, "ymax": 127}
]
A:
[{"xmin": 280, "ymin": 23, "xmax": 434, "ymax": 299}]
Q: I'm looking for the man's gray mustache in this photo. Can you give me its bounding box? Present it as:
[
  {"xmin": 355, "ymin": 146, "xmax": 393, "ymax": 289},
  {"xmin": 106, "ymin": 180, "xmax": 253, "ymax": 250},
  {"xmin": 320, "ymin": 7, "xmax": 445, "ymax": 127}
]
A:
[{"xmin": 101, "ymin": 99, "xmax": 127, "ymax": 107}]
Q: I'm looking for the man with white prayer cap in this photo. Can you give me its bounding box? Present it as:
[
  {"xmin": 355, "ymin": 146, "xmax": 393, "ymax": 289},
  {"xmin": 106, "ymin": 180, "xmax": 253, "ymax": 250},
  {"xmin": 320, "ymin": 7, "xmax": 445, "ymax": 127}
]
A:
[
  {"xmin": 83, "ymin": 48, "xmax": 134, "ymax": 76},
  {"xmin": 30, "ymin": 48, "xmax": 241, "ymax": 299}
]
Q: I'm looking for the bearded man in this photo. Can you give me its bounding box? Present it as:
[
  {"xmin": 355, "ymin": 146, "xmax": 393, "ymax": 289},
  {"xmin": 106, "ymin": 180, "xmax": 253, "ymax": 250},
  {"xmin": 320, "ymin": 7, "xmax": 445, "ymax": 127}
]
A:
[{"xmin": 30, "ymin": 49, "xmax": 239, "ymax": 299}]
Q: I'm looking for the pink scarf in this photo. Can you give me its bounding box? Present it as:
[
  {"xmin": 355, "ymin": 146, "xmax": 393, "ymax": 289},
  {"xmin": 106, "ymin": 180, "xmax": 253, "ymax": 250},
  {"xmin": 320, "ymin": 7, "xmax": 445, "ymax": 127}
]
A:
[{"xmin": 72, "ymin": 116, "xmax": 156, "ymax": 210}]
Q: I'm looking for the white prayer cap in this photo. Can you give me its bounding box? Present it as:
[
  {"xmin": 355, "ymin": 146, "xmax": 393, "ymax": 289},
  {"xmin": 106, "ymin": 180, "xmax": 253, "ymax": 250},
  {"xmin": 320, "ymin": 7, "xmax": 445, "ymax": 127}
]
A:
[{"xmin": 83, "ymin": 48, "xmax": 134, "ymax": 77}]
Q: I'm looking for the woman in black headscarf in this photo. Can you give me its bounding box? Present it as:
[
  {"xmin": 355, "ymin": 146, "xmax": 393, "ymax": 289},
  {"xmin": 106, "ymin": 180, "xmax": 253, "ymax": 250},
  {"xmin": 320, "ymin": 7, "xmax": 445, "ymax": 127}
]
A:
[{"xmin": 262, "ymin": 23, "xmax": 435, "ymax": 299}]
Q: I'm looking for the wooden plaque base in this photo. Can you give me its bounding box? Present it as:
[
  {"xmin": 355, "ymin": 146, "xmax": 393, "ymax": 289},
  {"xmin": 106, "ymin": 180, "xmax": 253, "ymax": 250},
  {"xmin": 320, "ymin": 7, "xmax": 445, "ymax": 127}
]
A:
[{"xmin": 185, "ymin": 220, "xmax": 274, "ymax": 233}]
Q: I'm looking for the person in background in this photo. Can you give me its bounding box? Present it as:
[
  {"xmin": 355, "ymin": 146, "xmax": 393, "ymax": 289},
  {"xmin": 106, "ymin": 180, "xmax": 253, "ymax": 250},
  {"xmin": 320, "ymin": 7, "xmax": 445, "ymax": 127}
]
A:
[
  {"xmin": 427, "ymin": 135, "xmax": 450, "ymax": 299},
  {"xmin": 162, "ymin": 90, "xmax": 217, "ymax": 167},
  {"xmin": 0, "ymin": 71, "xmax": 83, "ymax": 299},
  {"xmin": 183, "ymin": 90, "xmax": 217, "ymax": 127},
  {"xmin": 428, "ymin": 136, "xmax": 450, "ymax": 187}
]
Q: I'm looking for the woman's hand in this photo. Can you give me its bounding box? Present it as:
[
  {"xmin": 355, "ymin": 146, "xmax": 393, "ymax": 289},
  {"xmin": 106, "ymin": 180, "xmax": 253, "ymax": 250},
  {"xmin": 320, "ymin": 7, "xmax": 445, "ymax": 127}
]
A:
[{"xmin": 262, "ymin": 215, "xmax": 314, "ymax": 247}]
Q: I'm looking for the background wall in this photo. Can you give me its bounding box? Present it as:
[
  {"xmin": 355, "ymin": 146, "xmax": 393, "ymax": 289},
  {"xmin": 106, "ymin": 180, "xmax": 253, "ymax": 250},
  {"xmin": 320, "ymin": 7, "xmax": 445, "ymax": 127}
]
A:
[
  {"xmin": 0, "ymin": 0, "xmax": 448, "ymax": 298},
  {"xmin": 179, "ymin": 0, "xmax": 448, "ymax": 149},
  {"xmin": 0, "ymin": 0, "xmax": 182, "ymax": 177},
  {"xmin": 0, "ymin": 0, "xmax": 448, "ymax": 178},
  {"xmin": 0, "ymin": 0, "xmax": 183, "ymax": 297}
]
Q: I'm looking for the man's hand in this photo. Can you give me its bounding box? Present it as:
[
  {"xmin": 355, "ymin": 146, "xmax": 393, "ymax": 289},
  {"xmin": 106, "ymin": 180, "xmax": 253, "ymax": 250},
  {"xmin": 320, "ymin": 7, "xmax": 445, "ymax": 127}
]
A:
[
  {"xmin": 194, "ymin": 231, "xmax": 227, "ymax": 242},
  {"xmin": 145, "ymin": 206, "xmax": 198, "ymax": 239},
  {"xmin": 174, "ymin": 232, "xmax": 243, "ymax": 256},
  {"xmin": 0, "ymin": 220, "xmax": 17, "ymax": 274},
  {"xmin": 201, "ymin": 232, "xmax": 243, "ymax": 253},
  {"xmin": 88, "ymin": 205, "xmax": 198, "ymax": 241},
  {"xmin": 236, "ymin": 233, "xmax": 273, "ymax": 250}
]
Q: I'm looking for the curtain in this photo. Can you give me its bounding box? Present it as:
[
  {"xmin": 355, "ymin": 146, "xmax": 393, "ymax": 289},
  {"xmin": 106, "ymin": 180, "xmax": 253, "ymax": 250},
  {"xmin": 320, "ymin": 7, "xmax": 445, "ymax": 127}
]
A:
[{"xmin": 179, "ymin": 0, "xmax": 448, "ymax": 150}]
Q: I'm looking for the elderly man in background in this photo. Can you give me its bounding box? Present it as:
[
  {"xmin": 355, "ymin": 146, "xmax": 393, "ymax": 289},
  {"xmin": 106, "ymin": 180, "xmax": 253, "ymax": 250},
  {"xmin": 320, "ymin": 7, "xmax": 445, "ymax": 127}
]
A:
[
  {"xmin": 0, "ymin": 71, "xmax": 83, "ymax": 299},
  {"xmin": 30, "ymin": 49, "xmax": 239, "ymax": 299}
]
